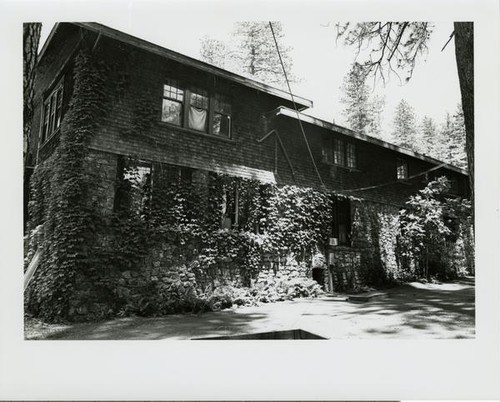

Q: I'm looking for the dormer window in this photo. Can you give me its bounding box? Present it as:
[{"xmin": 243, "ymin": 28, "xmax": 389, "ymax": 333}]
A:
[
  {"xmin": 161, "ymin": 80, "xmax": 232, "ymax": 138},
  {"xmin": 40, "ymin": 81, "xmax": 63, "ymax": 143}
]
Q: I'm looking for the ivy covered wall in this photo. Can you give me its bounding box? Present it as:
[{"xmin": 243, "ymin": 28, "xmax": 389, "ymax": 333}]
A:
[{"xmin": 26, "ymin": 45, "xmax": 473, "ymax": 322}]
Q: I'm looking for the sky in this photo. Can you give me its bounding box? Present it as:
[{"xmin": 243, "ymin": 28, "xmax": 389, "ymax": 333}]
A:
[{"xmin": 39, "ymin": 18, "xmax": 460, "ymax": 141}]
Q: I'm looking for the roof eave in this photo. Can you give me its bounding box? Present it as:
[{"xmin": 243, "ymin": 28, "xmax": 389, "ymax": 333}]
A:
[{"xmin": 67, "ymin": 22, "xmax": 313, "ymax": 110}]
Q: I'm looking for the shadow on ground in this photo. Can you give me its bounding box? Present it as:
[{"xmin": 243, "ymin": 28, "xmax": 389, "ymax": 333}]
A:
[{"xmin": 28, "ymin": 277, "xmax": 475, "ymax": 340}]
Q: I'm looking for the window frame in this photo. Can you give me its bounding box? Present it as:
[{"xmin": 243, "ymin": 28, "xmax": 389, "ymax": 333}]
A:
[
  {"xmin": 40, "ymin": 80, "xmax": 64, "ymax": 144},
  {"xmin": 161, "ymin": 79, "xmax": 185, "ymax": 127},
  {"xmin": 322, "ymin": 134, "xmax": 357, "ymax": 170},
  {"xmin": 396, "ymin": 158, "xmax": 409, "ymax": 180},
  {"xmin": 160, "ymin": 80, "xmax": 232, "ymax": 138}
]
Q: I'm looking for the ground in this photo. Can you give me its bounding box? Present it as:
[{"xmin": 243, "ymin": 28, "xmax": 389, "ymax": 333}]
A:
[{"xmin": 25, "ymin": 277, "xmax": 475, "ymax": 340}]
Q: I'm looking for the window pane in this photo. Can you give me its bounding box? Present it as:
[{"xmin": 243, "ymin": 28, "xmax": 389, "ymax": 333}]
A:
[
  {"xmin": 42, "ymin": 103, "xmax": 50, "ymax": 142},
  {"xmin": 214, "ymin": 94, "xmax": 231, "ymax": 114},
  {"xmin": 213, "ymin": 113, "xmax": 231, "ymax": 136},
  {"xmin": 333, "ymin": 139, "xmax": 345, "ymax": 166},
  {"xmin": 164, "ymin": 80, "xmax": 184, "ymax": 102},
  {"xmin": 161, "ymin": 98, "xmax": 183, "ymax": 125},
  {"xmin": 47, "ymin": 96, "xmax": 55, "ymax": 136},
  {"xmin": 55, "ymin": 89, "xmax": 62, "ymax": 129},
  {"xmin": 397, "ymin": 159, "xmax": 408, "ymax": 179},
  {"xmin": 190, "ymin": 88, "xmax": 208, "ymax": 109},
  {"xmin": 347, "ymin": 143, "xmax": 356, "ymax": 168},
  {"xmin": 188, "ymin": 106, "xmax": 207, "ymax": 131}
]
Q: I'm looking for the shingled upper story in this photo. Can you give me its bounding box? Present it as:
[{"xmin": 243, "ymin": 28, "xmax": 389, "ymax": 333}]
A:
[{"xmin": 30, "ymin": 22, "xmax": 469, "ymax": 206}]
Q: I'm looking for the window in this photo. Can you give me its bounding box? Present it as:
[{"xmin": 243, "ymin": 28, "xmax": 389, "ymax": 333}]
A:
[
  {"xmin": 332, "ymin": 197, "xmax": 351, "ymax": 246},
  {"xmin": 213, "ymin": 94, "xmax": 232, "ymax": 137},
  {"xmin": 161, "ymin": 79, "xmax": 184, "ymax": 126},
  {"xmin": 322, "ymin": 134, "xmax": 356, "ymax": 169},
  {"xmin": 114, "ymin": 157, "xmax": 152, "ymax": 218},
  {"xmin": 346, "ymin": 143, "xmax": 357, "ymax": 169},
  {"xmin": 161, "ymin": 80, "xmax": 232, "ymax": 137},
  {"xmin": 333, "ymin": 139, "xmax": 345, "ymax": 166},
  {"xmin": 397, "ymin": 159, "xmax": 409, "ymax": 180},
  {"xmin": 188, "ymin": 87, "xmax": 209, "ymax": 131},
  {"xmin": 40, "ymin": 82, "xmax": 63, "ymax": 143}
]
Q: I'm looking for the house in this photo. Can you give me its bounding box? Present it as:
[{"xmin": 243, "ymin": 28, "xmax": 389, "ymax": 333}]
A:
[{"xmin": 25, "ymin": 22, "xmax": 471, "ymax": 320}]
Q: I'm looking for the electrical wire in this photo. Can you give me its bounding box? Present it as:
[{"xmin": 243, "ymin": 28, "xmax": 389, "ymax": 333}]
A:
[
  {"xmin": 340, "ymin": 162, "xmax": 447, "ymax": 192},
  {"xmin": 268, "ymin": 21, "xmax": 326, "ymax": 190}
]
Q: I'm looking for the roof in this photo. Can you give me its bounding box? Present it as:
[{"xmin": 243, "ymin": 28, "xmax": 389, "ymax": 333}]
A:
[
  {"xmin": 274, "ymin": 106, "xmax": 468, "ymax": 176},
  {"xmin": 39, "ymin": 22, "xmax": 313, "ymax": 111}
]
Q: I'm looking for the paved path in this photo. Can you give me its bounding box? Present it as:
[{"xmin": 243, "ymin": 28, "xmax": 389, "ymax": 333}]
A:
[{"xmin": 28, "ymin": 277, "xmax": 475, "ymax": 340}]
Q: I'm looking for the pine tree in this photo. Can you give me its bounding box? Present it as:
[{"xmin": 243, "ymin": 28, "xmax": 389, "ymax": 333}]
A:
[
  {"xmin": 199, "ymin": 21, "xmax": 296, "ymax": 88},
  {"xmin": 340, "ymin": 63, "xmax": 384, "ymax": 138},
  {"xmin": 435, "ymin": 112, "xmax": 453, "ymax": 162},
  {"xmin": 419, "ymin": 116, "xmax": 438, "ymax": 157},
  {"xmin": 199, "ymin": 36, "xmax": 228, "ymax": 68},
  {"xmin": 448, "ymin": 105, "xmax": 467, "ymax": 169},
  {"xmin": 391, "ymin": 99, "xmax": 418, "ymax": 151}
]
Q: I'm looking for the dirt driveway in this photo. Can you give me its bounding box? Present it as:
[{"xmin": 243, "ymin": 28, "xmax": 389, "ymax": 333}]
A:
[{"xmin": 26, "ymin": 277, "xmax": 475, "ymax": 340}]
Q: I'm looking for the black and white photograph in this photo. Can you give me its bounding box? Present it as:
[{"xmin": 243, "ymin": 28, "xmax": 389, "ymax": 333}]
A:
[{"xmin": 2, "ymin": 0, "xmax": 499, "ymax": 400}]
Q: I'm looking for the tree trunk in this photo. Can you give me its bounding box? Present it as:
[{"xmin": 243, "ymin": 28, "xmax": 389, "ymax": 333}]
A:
[
  {"xmin": 454, "ymin": 22, "xmax": 474, "ymax": 219},
  {"xmin": 23, "ymin": 22, "xmax": 42, "ymax": 231}
]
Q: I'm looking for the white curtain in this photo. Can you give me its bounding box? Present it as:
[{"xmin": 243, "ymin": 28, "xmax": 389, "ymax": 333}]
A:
[{"xmin": 188, "ymin": 106, "xmax": 207, "ymax": 131}]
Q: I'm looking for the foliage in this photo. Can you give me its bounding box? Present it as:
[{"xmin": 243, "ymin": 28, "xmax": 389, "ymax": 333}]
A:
[
  {"xmin": 199, "ymin": 21, "xmax": 297, "ymax": 88},
  {"xmin": 336, "ymin": 22, "xmax": 434, "ymax": 84},
  {"xmin": 418, "ymin": 116, "xmax": 438, "ymax": 157},
  {"xmin": 336, "ymin": 20, "xmax": 474, "ymax": 217},
  {"xmin": 340, "ymin": 62, "xmax": 385, "ymax": 138},
  {"xmin": 398, "ymin": 177, "xmax": 473, "ymax": 279},
  {"xmin": 391, "ymin": 99, "xmax": 418, "ymax": 151},
  {"xmin": 423, "ymin": 107, "xmax": 467, "ymax": 169},
  {"xmin": 199, "ymin": 36, "xmax": 228, "ymax": 68},
  {"xmin": 26, "ymin": 48, "xmax": 109, "ymax": 321}
]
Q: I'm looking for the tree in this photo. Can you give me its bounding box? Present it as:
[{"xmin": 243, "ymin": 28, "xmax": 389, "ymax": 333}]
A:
[
  {"xmin": 399, "ymin": 177, "xmax": 473, "ymax": 279},
  {"xmin": 199, "ymin": 36, "xmax": 228, "ymax": 69},
  {"xmin": 435, "ymin": 112, "xmax": 453, "ymax": 162},
  {"xmin": 448, "ymin": 105, "xmax": 467, "ymax": 169},
  {"xmin": 419, "ymin": 115, "xmax": 438, "ymax": 157},
  {"xmin": 432, "ymin": 106, "xmax": 466, "ymax": 169},
  {"xmin": 453, "ymin": 23, "xmax": 474, "ymax": 209},
  {"xmin": 199, "ymin": 21, "xmax": 297, "ymax": 88},
  {"xmin": 340, "ymin": 62, "xmax": 385, "ymax": 138},
  {"xmin": 391, "ymin": 99, "xmax": 418, "ymax": 151},
  {"xmin": 336, "ymin": 22, "xmax": 474, "ymax": 214}
]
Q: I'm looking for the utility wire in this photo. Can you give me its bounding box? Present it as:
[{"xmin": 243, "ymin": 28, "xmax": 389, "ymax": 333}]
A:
[
  {"xmin": 268, "ymin": 22, "xmax": 326, "ymax": 190},
  {"xmin": 340, "ymin": 162, "xmax": 448, "ymax": 192}
]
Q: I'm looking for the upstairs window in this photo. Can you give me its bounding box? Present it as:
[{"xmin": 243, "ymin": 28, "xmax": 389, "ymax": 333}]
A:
[
  {"xmin": 161, "ymin": 79, "xmax": 184, "ymax": 126},
  {"xmin": 213, "ymin": 94, "xmax": 232, "ymax": 137},
  {"xmin": 333, "ymin": 139, "xmax": 345, "ymax": 166},
  {"xmin": 322, "ymin": 134, "xmax": 356, "ymax": 169},
  {"xmin": 397, "ymin": 159, "xmax": 409, "ymax": 180},
  {"xmin": 346, "ymin": 143, "xmax": 357, "ymax": 169},
  {"xmin": 188, "ymin": 87, "xmax": 209, "ymax": 131},
  {"xmin": 161, "ymin": 80, "xmax": 232, "ymax": 138},
  {"xmin": 40, "ymin": 82, "xmax": 63, "ymax": 143}
]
